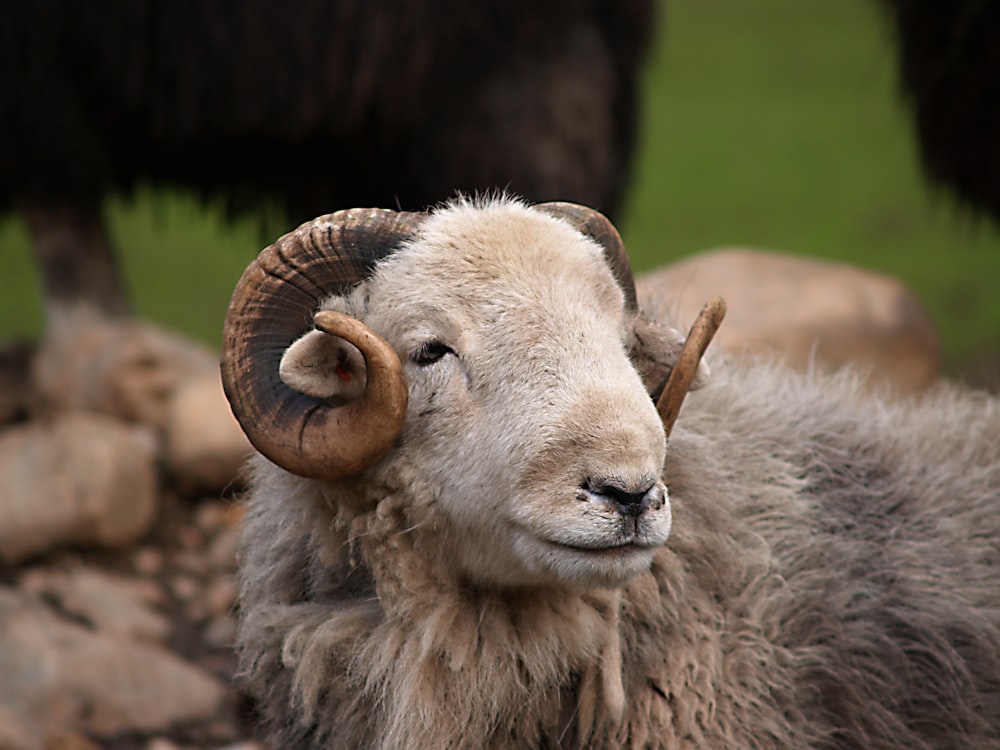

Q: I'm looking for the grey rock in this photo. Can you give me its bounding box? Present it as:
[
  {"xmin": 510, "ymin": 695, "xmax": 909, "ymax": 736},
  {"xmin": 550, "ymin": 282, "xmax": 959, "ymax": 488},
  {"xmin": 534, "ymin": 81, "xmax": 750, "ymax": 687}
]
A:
[
  {"xmin": 20, "ymin": 566, "xmax": 170, "ymax": 643},
  {"xmin": 0, "ymin": 413, "xmax": 158, "ymax": 563},
  {"xmin": 165, "ymin": 371, "xmax": 252, "ymax": 494},
  {"xmin": 31, "ymin": 318, "xmax": 217, "ymax": 430},
  {"xmin": 0, "ymin": 587, "xmax": 226, "ymax": 739}
]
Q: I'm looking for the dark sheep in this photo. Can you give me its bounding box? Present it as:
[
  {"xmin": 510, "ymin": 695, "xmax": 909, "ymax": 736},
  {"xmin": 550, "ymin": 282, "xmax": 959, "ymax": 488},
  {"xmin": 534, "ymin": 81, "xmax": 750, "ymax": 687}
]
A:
[
  {"xmin": 1, "ymin": 0, "xmax": 654, "ymax": 323},
  {"xmin": 876, "ymin": 0, "xmax": 1000, "ymax": 222}
]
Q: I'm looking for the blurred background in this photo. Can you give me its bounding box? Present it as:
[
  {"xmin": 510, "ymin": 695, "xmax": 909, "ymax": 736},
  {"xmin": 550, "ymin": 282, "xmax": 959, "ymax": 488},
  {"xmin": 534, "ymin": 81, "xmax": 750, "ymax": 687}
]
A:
[{"xmin": 2, "ymin": 0, "xmax": 998, "ymax": 376}]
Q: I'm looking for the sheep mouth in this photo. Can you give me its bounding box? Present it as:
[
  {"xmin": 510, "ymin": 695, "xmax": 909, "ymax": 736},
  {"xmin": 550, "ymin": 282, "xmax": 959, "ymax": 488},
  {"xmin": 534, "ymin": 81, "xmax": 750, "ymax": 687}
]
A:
[
  {"xmin": 545, "ymin": 514, "xmax": 665, "ymax": 554},
  {"xmin": 536, "ymin": 535, "xmax": 661, "ymax": 586},
  {"xmin": 545, "ymin": 537, "xmax": 656, "ymax": 555},
  {"xmin": 524, "ymin": 516, "xmax": 670, "ymax": 557},
  {"xmin": 511, "ymin": 526, "xmax": 663, "ymax": 585}
]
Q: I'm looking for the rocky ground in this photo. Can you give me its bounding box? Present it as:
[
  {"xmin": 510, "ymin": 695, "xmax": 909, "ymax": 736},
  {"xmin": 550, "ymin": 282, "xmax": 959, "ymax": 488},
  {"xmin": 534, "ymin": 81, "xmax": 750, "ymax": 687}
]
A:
[
  {"xmin": 0, "ymin": 491, "xmax": 259, "ymax": 750},
  {"xmin": 0, "ymin": 324, "xmax": 261, "ymax": 750}
]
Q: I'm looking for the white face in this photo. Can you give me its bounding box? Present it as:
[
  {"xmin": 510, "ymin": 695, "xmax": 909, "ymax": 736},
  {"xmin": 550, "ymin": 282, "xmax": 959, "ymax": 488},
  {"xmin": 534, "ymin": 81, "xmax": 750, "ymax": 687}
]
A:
[
  {"xmin": 284, "ymin": 200, "xmax": 670, "ymax": 589},
  {"xmin": 365, "ymin": 202, "xmax": 669, "ymax": 589}
]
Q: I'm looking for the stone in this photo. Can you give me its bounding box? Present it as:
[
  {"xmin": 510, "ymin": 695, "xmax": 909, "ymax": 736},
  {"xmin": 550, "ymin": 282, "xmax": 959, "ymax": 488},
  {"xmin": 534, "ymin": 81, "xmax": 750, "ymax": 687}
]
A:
[
  {"xmin": 207, "ymin": 527, "xmax": 240, "ymax": 572},
  {"xmin": 168, "ymin": 574, "xmax": 201, "ymax": 603},
  {"xmin": 20, "ymin": 566, "xmax": 171, "ymax": 643},
  {"xmin": 637, "ymin": 248, "xmax": 941, "ymax": 393},
  {"xmin": 202, "ymin": 578, "xmax": 238, "ymax": 620},
  {"xmin": 0, "ymin": 413, "xmax": 158, "ymax": 563},
  {"xmin": 43, "ymin": 729, "xmax": 102, "ymax": 750},
  {"xmin": 145, "ymin": 738, "xmax": 185, "ymax": 750},
  {"xmin": 165, "ymin": 371, "xmax": 252, "ymax": 494},
  {"xmin": 0, "ymin": 704, "xmax": 42, "ymax": 750},
  {"xmin": 132, "ymin": 546, "xmax": 167, "ymax": 576},
  {"xmin": 31, "ymin": 318, "xmax": 217, "ymax": 430},
  {"xmin": 0, "ymin": 587, "xmax": 226, "ymax": 740},
  {"xmin": 194, "ymin": 501, "xmax": 230, "ymax": 535}
]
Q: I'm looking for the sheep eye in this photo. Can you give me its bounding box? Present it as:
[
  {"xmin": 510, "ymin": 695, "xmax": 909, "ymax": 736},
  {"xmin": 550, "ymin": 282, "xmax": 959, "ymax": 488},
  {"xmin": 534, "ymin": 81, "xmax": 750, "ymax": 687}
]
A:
[{"xmin": 412, "ymin": 341, "xmax": 453, "ymax": 366}]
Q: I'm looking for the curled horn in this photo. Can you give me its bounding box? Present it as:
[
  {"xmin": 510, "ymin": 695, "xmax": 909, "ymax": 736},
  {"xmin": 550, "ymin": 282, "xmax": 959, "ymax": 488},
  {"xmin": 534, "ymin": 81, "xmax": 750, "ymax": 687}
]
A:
[
  {"xmin": 656, "ymin": 296, "xmax": 727, "ymax": 438},
  {"xmin": 536, "ymin": 202, "xmax": 638, "ymax": 312},
  {"xmin": 221, "ymin": 208, "xmax": 425, "ymax": 480}
]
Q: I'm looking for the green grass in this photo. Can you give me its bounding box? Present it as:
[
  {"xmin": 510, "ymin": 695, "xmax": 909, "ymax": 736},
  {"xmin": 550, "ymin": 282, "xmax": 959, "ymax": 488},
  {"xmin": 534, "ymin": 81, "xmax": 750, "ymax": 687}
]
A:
[
  {"xmin": 622, "ymin": 0, "xmax": 1000, "ymax": 374},
  {"xmin": 2, "ymin": 0, "xmax": 999, "ymax": 373},
  {"xmin": 0, "ymin": 191, "xmax": 264, "ymax": 351}
]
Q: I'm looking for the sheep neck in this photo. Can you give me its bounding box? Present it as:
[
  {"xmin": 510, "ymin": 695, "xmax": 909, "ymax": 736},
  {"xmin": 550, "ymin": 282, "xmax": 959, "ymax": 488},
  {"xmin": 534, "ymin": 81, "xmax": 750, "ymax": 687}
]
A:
[{"xmin": 353, "ymin": 490, "xmax": 627, "ymax": 748}]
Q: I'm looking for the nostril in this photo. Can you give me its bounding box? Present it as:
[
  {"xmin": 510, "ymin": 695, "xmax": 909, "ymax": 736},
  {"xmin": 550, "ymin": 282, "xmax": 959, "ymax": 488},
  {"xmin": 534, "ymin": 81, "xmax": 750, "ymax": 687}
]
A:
[
  {"xmin": 584, "ymin": 480, "xmax": 663, "ymax": 516},
  {"xmin": 609, "ymin": 487, "xmax": 649, "ymax": 510}
]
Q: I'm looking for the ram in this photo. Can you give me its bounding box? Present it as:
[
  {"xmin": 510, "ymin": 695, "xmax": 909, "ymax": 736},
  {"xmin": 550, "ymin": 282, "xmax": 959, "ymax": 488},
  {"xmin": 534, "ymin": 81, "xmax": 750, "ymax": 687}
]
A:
[{"xmin": 222, "ymin": 197, "xmax": 1000, "ymax": 749}]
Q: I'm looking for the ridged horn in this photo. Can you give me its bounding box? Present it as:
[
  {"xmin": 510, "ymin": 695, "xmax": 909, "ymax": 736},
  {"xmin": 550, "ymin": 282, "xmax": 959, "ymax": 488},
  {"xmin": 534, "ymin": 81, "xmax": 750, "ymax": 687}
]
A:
[
  {"xmin": 221, "ymin": 208, "xmax": 425, "ymax": 480},
  {"xmin": 656, "ymin": 296, "xmax": 726, "ymax": 439},
  {"xmin": 536, "ymin": 202, "xmax": 638, "ymax": 312}
]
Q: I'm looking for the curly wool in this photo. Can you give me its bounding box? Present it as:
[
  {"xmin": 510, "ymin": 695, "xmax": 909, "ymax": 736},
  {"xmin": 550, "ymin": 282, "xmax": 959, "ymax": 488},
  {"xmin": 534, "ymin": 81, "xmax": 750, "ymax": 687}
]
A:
[{"xmin": 236, "ymin": 357, "xmax": 1000, "ymax": 748}]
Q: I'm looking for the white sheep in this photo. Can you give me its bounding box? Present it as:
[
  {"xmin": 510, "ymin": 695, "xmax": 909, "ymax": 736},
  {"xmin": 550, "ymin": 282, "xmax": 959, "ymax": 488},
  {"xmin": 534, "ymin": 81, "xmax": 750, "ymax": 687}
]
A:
[{"xmin": 222, "ymin": 196, "xmax": 1000, "ymax": 749}]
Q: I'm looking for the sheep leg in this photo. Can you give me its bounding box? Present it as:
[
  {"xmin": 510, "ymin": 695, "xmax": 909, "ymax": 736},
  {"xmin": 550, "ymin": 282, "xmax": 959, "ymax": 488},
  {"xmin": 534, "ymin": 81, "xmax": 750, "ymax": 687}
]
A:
[
  {"xmin": 19, "ymin": 199, "xmax": 220, "ymax": 427},
  {"xmin": 19, "ymin": 198, "xmax": 131, "ymax": 333}
]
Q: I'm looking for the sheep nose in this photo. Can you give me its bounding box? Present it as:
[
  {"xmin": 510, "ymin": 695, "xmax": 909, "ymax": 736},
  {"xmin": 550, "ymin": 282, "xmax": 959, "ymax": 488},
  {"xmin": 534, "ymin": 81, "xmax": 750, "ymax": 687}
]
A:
[{"xmin": 586, "ymin": 481, "xmax": 665, "ymax": 517}]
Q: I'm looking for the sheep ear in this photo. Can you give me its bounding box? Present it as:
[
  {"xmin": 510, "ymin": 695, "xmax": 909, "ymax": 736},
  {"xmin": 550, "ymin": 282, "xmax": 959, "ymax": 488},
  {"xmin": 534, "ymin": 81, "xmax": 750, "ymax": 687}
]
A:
[
  {"xmin": 630, "ymin": 316, "xmax": 711, "ymax": 399},
  {"xmin": 279, "ymin": 329, "xmax": 367, "ymax": 404}
]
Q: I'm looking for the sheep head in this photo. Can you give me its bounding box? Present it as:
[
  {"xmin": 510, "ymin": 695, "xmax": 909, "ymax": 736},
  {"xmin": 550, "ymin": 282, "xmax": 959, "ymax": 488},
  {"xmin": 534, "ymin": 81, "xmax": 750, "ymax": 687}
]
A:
[{"xmin": 222, "ymin": 197, "xmax": 713, "ymax": 588}]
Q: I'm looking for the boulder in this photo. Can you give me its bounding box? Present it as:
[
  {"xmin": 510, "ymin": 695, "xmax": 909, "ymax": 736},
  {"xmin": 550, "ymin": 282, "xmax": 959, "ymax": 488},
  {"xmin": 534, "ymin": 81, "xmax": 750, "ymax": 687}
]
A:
[
  {"xmin": 20, "ymin": 566, "xmax": 171, "ymax": 643},
  {"xmin": 31, "ymin": 318, "xmax": 217, "ymax": 429},
  {"xmin": 0, "ymin": 704, "xmax": 41, "ymax": 750},
  {"xmin": 0, "ymin": 413, "xmax": 158, "ymax": 563},
  {"xmin": 165, "ymin": 370, "xmax": 252, "ymax": 494},
  {"xmin": 637, "ymin": 248, "xmax": 941, "ymax": 393},
  {"xmin": 0, "ymin": 587, "xmax": 225, "ymax": 741}
]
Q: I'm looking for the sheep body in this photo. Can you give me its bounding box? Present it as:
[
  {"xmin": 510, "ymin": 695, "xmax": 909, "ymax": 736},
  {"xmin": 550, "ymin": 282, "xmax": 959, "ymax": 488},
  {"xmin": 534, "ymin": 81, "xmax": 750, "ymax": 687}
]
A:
[
  {"xmin": 2, "ymin": 0, "xmax": 651, "ymax": 222},
  {"xmin": 233, "ymin": 198, "xmax": 1000, "ymax": 748},
  {"xmin": 5, "ymin": 1, "xmax": 652, "ymax": 327}
]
